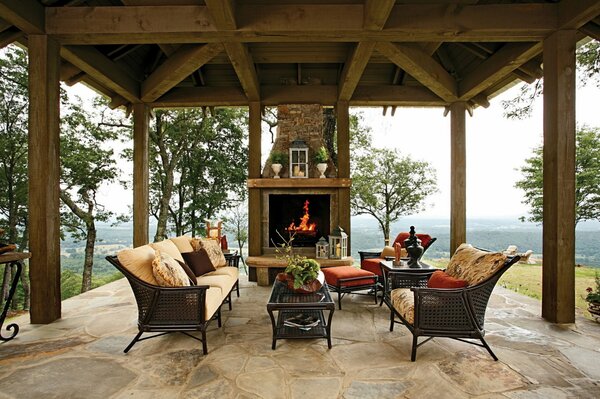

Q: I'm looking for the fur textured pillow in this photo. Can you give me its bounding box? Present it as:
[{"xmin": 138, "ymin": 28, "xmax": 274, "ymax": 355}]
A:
[
  {"xmin": 190, "ymin": 238, "xmax": 226, "ymax": 268},
  {"xmin": 152, "ymin": 250, "xmax": 191, "ymax": 287}
]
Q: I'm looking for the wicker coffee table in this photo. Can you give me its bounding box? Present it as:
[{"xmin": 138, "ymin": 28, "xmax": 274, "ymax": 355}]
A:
[{"xmin": 266, "ymin": 280, "xmax": 335, "ymax": 350}]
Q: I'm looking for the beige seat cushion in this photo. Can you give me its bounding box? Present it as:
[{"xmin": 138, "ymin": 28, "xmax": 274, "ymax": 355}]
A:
[
  {"xmin": 150, "ymin": 239, "xmax": 185, "ymax": 264},
  {"xmin": 390, "ymin": 288, "xmax": 414, "ymax": 325},
  {"xmin": 117, "ymin": 245, "xmax": 158, "ymax": 285},
  {"xmin": 207, "ymin": 266, "xmax": 239, "ymax": 279},
  {"xmin": 191, "ymin": 238, "xmax": 226, "ymax": 268},
  {"xmin": 445, "ymin": 244, "xmax": 507, "ymax": 286},
  {"xmin": 170, "ymin": 235, "xmax": 194, "ymax": 254},
  {"xmin": 204, "ymin": 286, "xmax": 222, "ymax": 320},
  {"xmin": 152, "ymin": 250, "xmax": 190, "ymax": 287},
  {"xmin": 196, "ymin": 274, "xmax": 237, "ymax": 298}
]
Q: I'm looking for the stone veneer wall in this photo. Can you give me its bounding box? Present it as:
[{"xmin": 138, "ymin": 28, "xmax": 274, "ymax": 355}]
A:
[{"xmin": 262, "ymin": 104, "xmax": 337, "ymax": 178}]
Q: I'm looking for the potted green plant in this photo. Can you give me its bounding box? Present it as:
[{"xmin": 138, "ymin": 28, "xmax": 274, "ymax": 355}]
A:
[
  {"xmin": 585, "ymin": 272, "xmax": 600, "ymax": 320},
  {"xmin": 274, "ymin": 233, "xmax": 323, "ymax": 293},
  {"xmin": 269, "ymin": 151, "xmax": 288, "ymax": 178},
  {"xmin": 314, "ymin": 146, "xmax": 329, "ymax": 178}
]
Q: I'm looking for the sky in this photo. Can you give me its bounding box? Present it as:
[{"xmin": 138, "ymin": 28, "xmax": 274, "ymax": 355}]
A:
[{"xmin": 68, "ymin": 78, "xmax": 600, "ymax": 220}]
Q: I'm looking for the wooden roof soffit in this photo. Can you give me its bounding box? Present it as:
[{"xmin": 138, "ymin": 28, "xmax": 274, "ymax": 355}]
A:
[
  {"xmin": 0, "ymin": 0, "xmax": 44, "ymax": 34},
  {"xmin": 205, "ymin": 0, "xmax": 259, "ymax": 102},
  {"xmin": 141, "ymin": 43, "xmax": 223, "ymax": 102},
  {"xmin": 60, "ymin": 46, "xmax": 140, "ymax": 103},
  {"xmin": 338, "ymin": 0, "xmax": 395, "ymax": 102},
  {"xmin": 376, "ymin": 42, "xmax": 457, "ymax": 103},
  {"xmin": 44, "ymin": 4, "xmax": 558, "ymax": 44},
  {"xmin": 458, "ymin": 42, "xmax": 543, "ymax": 101}
]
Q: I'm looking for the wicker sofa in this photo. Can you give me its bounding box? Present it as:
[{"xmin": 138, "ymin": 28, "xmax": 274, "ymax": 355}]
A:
[{"xmin": 106, "ymin": 235, "xmax": 239, "ymax": 355}]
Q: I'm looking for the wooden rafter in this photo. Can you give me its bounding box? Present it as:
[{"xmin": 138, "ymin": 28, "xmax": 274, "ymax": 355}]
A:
[
  {"xmin": 61, "ymin": 46, "xmax": 140, "ymax": 103},
  {"xmin": 459, "ymin": 42, "xmax": 543, "ymax": 100},
  {"xmin": 377, "ymin": 42, "xmax": 457, "ymax": 102},
  {"xmin": 0, "ymin": 27, "xmax": 22, "ymax": 49},
  {"xmin": 558, "ymin": 0, "xmax": 600, "ymax": 29},
  {"xmin": 45, "ymin": 4, "xmax": 560, "ymax": 44},
  {"xmin": 363, "ymin": 0, "xmax": 395, "ymax": 31},
  {"xmin": 580, "ymin": 21, "xmax": 600, "ymax": 41},
  {"xmin": 0, "ymin": 0, "xmax": 44, "ymax": 34},
  {"xmin": 141, "ymin": 43, "xmax": 223, "ymax": 102}
]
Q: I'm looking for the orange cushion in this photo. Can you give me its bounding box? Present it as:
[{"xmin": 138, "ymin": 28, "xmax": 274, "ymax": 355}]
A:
[
  {"xmin": 427, "ymin": 270, "xmax": 468, "ymax": 289},
  {"xmin": 360, "ymin": 258, "xmax": 383, "ymax": 276},
  {"xmin": 322, "ymin": 266, "xmax": 377, "ymax": 287}
]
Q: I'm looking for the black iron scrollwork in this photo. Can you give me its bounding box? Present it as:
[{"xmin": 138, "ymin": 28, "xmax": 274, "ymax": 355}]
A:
[{"xmin": 0, "ymin": 260, "xmax": 22, "ymax": 342}]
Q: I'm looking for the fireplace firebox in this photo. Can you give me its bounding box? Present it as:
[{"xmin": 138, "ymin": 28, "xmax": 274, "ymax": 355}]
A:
[{"xmin": 268, "ymin": 194, "xmax": 330, "ymax": 247}]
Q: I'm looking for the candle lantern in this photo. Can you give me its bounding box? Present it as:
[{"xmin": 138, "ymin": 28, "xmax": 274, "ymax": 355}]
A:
[
  {"xmin": 289, "ymin": 139, "xmax": 309, "ymax": 178},
  {"xmin": 205, "ymin": 219, "xmax": 222, "ymax": 242},
  {"xmin": 315, "ymin": 237, "xmax": 329, "ymax": 259},
  {"xmin": 328, "ymin": 226, "xmax": 348, "ymax": 259}
]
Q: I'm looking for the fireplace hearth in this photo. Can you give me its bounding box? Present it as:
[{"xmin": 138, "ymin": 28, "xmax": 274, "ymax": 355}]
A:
[{"xmin": 269, "ymin": 194, "xmax": 330, "ymax": 247}]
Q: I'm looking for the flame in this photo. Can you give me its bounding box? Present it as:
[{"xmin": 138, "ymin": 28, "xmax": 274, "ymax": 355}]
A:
[{"xmin": 287, "ymin": 200, "xmax": 317, "ymax": 232}]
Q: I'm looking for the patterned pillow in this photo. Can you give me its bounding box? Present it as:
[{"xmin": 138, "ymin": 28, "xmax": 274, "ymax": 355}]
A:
[
  {"xmin": 190, "ymin": 238, "xmax": 226, "ymax": 268},
  {"xmin": 152, "ymin": 250, "xmax": 191, "ymax": 287},
  {"xmin": 390, "ymin": 288, "xmax": 414, "ymax": 324},
  {"xmin": 446, "ymin": 244, "xmax": 507, "ymax": 286}
]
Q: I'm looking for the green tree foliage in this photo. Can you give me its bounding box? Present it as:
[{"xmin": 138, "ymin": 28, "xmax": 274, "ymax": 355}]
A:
[
  {"xmin": 148, "ymin": 108, "xmax": 248, "ymax": 240},
  {"xmin": 516, "ymin": 125, "xmax": 600, "ymax": 225},
  {"xmin": 351, "ymin": 148, "xmax": 438, "ymax": 245},
  {"xmin": 0, "ymin": 46, "xmax": 30, "ymax": 310},
  {"xmin": 60, "ymin": 94, "xmax": 128, "ymax": 292}
]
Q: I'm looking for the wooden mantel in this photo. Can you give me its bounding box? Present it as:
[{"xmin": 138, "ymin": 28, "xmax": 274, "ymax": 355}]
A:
[{"xmin": 247, "ymin": 178, "xmax": 351, "ymax": 189}]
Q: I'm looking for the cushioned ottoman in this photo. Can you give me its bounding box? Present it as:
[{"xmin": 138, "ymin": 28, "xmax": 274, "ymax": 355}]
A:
[{"xmin": 322, "ymin": 266, "xmax": 378, "ymax": 310}]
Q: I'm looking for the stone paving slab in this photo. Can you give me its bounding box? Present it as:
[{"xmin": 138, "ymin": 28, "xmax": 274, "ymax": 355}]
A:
[{"xmin": 0, "ymin": 278, "xmax": 599, "ymax": 398}]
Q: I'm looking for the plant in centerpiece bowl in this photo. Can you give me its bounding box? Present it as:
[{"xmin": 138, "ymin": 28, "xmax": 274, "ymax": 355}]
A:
[
  {"xmin": 314, "ymin": 146, "xmax": 329, "ymax": 178},
  {"xmin": 584, "ymin": 272, "xmax": 600, "ymax": 320},
  {"xmin": 269, "ymin": 151, "xmax": 288, "ymax": 178},
  {"xmin": 273, "ymin": 232, "xmax": 324, "ymax": 293}
]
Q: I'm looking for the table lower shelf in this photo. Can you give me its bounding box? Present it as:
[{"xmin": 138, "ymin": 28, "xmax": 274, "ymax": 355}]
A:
[{"xmin": 270, "ymin": 309, "xmax": 333, "ymax": 349}]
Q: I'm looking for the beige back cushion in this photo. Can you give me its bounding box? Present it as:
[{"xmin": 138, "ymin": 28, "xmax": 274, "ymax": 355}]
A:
[
  {"xmin": 191, "ymin": 238, "xmax": 227, "ymax": 268},
  {"xmin": 170, "ymin": 235, "xmax": 194, "ymax": 254},
  {"xmin": 150, "ymin": 239, "xmax": 185, "ymax": 263},
  {"xmin": 446, "ymin": 244, "xmax": 507, "ymax": 286},
  {"xmin": 380, "ymin": 246, "xmax": 395, "ymax": 257},
  {"xmin": 117, "ymin": 245, "xmax": 158, "ymax": 285}
]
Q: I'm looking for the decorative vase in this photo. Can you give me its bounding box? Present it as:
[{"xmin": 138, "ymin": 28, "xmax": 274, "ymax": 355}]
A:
[
  {"xmin": 316, "ymin": 163, "xmax": 328, "ymax": 178},
  {"xmin": 403, "ymin": 226, "xmax": 424, "ymax": 268},
  {"xmin": 271, "ymin": 163, "xmax": 282, "ymax": 178}
]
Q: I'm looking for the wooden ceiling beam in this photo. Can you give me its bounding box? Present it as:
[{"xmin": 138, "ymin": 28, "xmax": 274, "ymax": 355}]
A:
[
  {"xmin": 0, "ymin": 28, "xmax": 22, "ymax": 49},
  {"xmin": 558, "ymin": 0, "xmax": 600, "ymax": 30},
  {"xmin": 204, "ymin": 0, "xmax": 236, "ymax": 30},
  {"xmin": 377, "ymin": 42, "xmax": 457, "ymax": 102},
  {"xmin": 45, "ymin": 4, "xmax": 559, "ymax": 44},
  {"xmin": 60, "ymin": 46, "xmax": 140, "ymax": 103},
  {"xmin": 351, "ymin": 85, "xmax": 446, "ymax": 107},
  {"xmin": 0, "ymin": 0, "xmax": 44, "ymax": 34},
  {"xmin": 152, "ymin": 86, "xmax": 248, "ymax": 108},
  {"xmin": 141, "ymin": 43, "xmax": 223, "ymax": 102},
  {"xmin": 338, "ymin": 42, "xmax": 376, "ymax": 101},
  {"xmin": 364, "ymin": 0, "xmax": 395, "ymax": 31},
  {"xmin": 459, "ymin": 42, "xmax": 543, "ymax": 100},
  {"xmin": 580, "ymin": 21, "xmax": 600, "ymax": 41}
]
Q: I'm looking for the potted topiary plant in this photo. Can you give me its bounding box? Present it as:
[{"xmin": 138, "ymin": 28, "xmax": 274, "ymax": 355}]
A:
[
  {"xmin": 269, "ymin": 151, "xmax": 288, "ymax": 178},
  {"xmin": 585, "ymin": 272, "xmax": 600, "ymax": 320},
  {"xmin": 273, "ymin": 232, "xmax": 324, "ymax": 293},
  {"xmin": 314, "ymin": 146, "xmax": 329, "ymax": 178}
]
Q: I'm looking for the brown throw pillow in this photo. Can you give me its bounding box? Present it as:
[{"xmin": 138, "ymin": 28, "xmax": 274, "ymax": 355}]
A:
[
  {"xmin": 176, "ymin": 259, "xmax": 197, "ymax": 285},
  {"xmin": 152, "ymin": 250, "xmax": 190, "ymax": 287},
  {"xmin": 182, "ymin": 249, "xmax": 216, "ymax": 276},
  {"xmin": 190, "ymin": 238, "xmax": 227, "ymax": 268}
]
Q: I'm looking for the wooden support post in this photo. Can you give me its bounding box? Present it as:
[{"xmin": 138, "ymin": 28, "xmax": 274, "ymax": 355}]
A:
[
  {"xmin": 133, "ymin": 103, "xmax": 150, "ymax": 247},
  {"xmin": 542, "ymin": 30, "xmax": 576, "ymax": 324},
  {"xmin": 336, "ymin": 101, "xmax": 351, "ymax": 252},
  {"xmin": 450, "ymin": 102, "xmax": 467, "ymax": 255},
  {"xmin": 28, "ymin": 35, "xmax": 61, "ymax": 324},
  {"xmin": 248, "ymin": 101, "xmax": 262, "ymax": 256}
]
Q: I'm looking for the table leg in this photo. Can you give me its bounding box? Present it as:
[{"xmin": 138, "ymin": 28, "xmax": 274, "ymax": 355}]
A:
[
  {"xmin": 267, "ymin": 308, "xmax": 277, "ymax": 350},
  {"xmin": 1, "ymin": 260, "xmax": 22, "ymax": 342},
  {"xmin": 326, "ymin": 308, "xmax": 334, "ymax": 349}
]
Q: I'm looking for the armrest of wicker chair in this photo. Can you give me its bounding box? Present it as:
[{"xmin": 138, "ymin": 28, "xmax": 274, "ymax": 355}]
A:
[{"xmin": 358, "ymin": 251, "xmax": 382, "ymax": 262}]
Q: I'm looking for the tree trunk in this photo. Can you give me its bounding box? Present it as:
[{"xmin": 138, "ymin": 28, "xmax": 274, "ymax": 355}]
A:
[
  {"xmin": 81, "ymin": 222, "xmax": 96, "ymax": 293},
  {"xmin": 384, "ymin": 220, "xmax": 391, "ymax": 246},
  {"xmin": 323, "ymin": 108, "xmax": 337, "ymax": 165},
  {"xmin": 154, "ymin": 171, "xmax": 174, "ymax": 242},
  {"xmin": 20, "ymin": 264, "xmax": 30, "ymax": 310}
]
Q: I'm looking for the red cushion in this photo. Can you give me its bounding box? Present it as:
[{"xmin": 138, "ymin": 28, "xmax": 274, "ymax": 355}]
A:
[
  {"xmin": 427, "ymin": 270, "xmax": 468, "ymax": 289},
  {"xmin": 322, "ymin": 266, "xmax": 377, "ymax": 287},
  {"xmin": 360, "ymin": 258, "xmax": 383, "ymax": 276},
  {"xmin": 393, "ymin": 233, "xmax": 434, "ymax": 250}
]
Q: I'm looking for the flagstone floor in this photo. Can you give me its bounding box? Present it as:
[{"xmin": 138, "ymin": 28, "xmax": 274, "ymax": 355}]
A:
[{"xmin": 0, "ymin": 275, "xmax": 599, "ymax": 399}]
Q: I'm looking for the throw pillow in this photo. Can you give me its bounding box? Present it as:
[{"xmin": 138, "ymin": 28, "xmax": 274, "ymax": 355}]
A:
[
  {"xmin": 191, "ymin": 238, "xmax": 227, "ymax": 268},
  {"xmin": 176, "ymin": 259, "xmax": 197, "ymax": 285},
  {"xmin": 149, "ymin": 239, "xmax": 185, "ymax": 263},
  {"xmin": 427, "ymin": 270, "xmax": 468, "ymax": 289},
  {"xmin": 152, "ymin": 250, "xmax": 191, "ymax": 287},
  {"xmin": 182, "ymin": 249, "xmax": 217, "ymax": 276},
  {"xmin": 446, "ymin": 244, "xmax": 507, "ymax": 286}
]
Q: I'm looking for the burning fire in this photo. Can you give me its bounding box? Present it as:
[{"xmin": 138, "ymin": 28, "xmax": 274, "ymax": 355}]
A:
[{"xmin": 287, "ymin": 200, "xmax": 316, "ymax": 233}]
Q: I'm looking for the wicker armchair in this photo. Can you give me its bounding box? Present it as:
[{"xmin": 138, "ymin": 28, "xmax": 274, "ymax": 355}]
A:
[
  {"xmin": 389, "ymin": 254, "xmax": 520, "ymax": 361},
  {"xmin": 106, "ymin": 255, "xmax": 222, "ymax": 355}
]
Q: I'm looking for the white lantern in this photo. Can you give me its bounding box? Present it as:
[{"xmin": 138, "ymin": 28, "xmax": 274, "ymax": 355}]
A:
[
  {"xmin": 328, "ymin": 226, "xmax": 348, "ymax": 259},
  {"xmin": 289, "ymin": 139, "xmax": 309, "ymax": 178},
  {"xmin": 316, "ymin": 237, "xmax": 329, "ymax": 259}
]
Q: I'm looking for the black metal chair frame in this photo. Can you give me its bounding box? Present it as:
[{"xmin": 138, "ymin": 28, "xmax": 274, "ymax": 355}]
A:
[
  {"xmin": 389, "ymin": 255, "xmax": 520, "ymax": 361},
  {"xmin": 326, "ymin": 274, "xmax": 378, "ymax": 310},
  {"xmin": 106, "ymin": 255, "xmax": 232, "ymax": 355}
]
